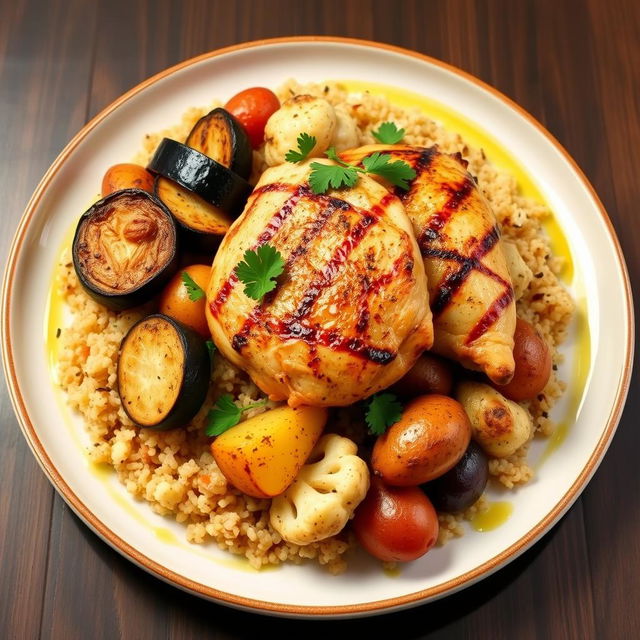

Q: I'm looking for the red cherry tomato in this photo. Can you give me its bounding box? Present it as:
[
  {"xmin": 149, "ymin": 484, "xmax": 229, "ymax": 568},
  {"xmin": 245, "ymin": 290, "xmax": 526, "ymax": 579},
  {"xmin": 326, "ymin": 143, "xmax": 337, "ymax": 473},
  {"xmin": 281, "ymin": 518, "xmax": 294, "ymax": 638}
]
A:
[
  {"xmin": 224, "ymin": 87, "xmax": 280, "ymax": 149},
  {"xmin": 353, "ymin": 477, "xmax": 439, "ymax": 562}
]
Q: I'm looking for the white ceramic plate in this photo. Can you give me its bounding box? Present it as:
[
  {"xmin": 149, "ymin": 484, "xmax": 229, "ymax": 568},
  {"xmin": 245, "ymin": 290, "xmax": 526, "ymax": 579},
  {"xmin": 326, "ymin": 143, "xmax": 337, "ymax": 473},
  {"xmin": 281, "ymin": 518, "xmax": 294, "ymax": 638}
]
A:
[{"xmin": 1, "ymin": 38, "xmax": 633, "ymax": 618}]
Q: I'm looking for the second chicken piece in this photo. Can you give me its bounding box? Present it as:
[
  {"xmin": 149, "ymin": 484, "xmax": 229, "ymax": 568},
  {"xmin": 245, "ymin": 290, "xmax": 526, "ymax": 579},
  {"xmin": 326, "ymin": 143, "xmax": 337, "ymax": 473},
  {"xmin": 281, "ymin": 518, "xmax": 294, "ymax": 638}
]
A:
[{"xmin": 341, "ymin": 145, "xmax": 516, "ymax": 384}]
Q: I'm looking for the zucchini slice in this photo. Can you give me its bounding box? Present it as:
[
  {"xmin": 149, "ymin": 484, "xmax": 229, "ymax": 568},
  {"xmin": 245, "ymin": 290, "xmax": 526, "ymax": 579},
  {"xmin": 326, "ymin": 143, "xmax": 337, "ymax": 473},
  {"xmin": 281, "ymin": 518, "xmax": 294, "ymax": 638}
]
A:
[
  {"xmin": 155, "ymin": 176, "xmax": 230, "ymax": 252},
  {"xmin": 185, "ymin": 108, "xmax": 252, "ymax": 180},
  {"xmin": 117, "ymin": 314, "xmax": 210, "ymax": 430},
  {"xmin": 148, "ymin": 138, "xmax": 252, "ymax": 218},
  {"xmin": 72, "ymin": 189, "xmax": 178, "ymax": 310}
]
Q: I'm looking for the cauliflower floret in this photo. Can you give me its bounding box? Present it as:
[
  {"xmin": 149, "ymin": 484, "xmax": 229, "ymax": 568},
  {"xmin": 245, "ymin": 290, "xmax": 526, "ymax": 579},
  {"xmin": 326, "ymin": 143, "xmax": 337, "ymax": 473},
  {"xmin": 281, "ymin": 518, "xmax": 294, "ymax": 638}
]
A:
[
  {"xmin": 264, "ymin": 95, "xmax": 336, "ymax": 167},
  {"xmin": 502, "ymin": 241, "xmax": 533, "ymax": 300},
  {"xmin": 269, "ymin": 434, "xmax": 369, "ymax": 545},
  {"xmin": 330, "ymin": 106, "xmax": 360, "ymax": 152},
  {"xmin": 456, "ymin": 381, "xmax": 532, "ymax": 457}
]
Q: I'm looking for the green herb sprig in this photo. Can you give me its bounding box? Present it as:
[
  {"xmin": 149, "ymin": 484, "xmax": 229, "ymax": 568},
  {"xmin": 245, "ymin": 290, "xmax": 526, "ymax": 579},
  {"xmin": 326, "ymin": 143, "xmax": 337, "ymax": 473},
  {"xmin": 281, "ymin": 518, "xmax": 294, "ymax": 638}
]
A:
[
  {"xmin": 284, "ymin": 133, "xmax": 317, "ymax": 163},
  {"xmin": 205, "ymin": 340, "xmax": 217, "ymax": 359},
  {"xmin": 308, "ymin": 147, "xmax": 416, "ymax": 195},
  {"xmin": 372, "ymin": 121, "xmax": 406, "ymax": 144},
  {"xmin": 365, "ymin": 392, "xmax": 403, "ymax": 436},
  {"xmin": 235, "ymin": 244, "xmax": 285, "ymax": 301},
  {"xmin": 181, "ymin": 271, "xmax": 205, "ymax": 301},
  {"xmin": 205, "ymin": 394, "xmax": 267, "ymax": 436}
]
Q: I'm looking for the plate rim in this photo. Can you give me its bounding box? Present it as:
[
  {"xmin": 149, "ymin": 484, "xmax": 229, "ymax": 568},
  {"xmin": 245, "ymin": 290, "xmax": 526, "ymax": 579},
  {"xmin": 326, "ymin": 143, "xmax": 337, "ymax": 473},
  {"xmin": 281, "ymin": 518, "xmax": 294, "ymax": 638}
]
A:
[{"xmin": 1, "ymin": 35, "xmax": 634, "ymax": 617}]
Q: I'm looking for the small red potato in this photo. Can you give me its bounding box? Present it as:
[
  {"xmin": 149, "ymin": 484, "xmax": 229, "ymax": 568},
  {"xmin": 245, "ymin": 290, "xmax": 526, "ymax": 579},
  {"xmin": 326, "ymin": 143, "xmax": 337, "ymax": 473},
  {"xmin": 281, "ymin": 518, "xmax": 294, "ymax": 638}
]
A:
[
  {"xmin": 372, "ymin": 395, "xmax": 471, "ymax": 486},
  {"xmin": 496, "ymin": 318, "xmax": 552, "ymax": 401}
]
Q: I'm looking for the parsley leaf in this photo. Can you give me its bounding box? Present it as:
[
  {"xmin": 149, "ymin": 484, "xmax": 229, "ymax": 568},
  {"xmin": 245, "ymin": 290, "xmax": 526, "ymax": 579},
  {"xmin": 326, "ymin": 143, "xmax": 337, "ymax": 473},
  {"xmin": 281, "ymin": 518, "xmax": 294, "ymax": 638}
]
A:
[
  {"xmin": 285, "ymin": 133, "xmax": 317, "ymax": 163},
  {"xmin": 362, "ymin": 152, "xmax": 417, "ymax": 190},
  {"xmin": 305, "ymin": 144, "xmax": 415, "ymax": 195},
  {"xmin": 181, "ymin": 271, "xmax": 205, "ymax": 301},
  {"xmin": 205, "ymin": 394, "xmax": 267, "ymax": 436},
  {"xmin": 365, "ymin": 393, "xmax": 403, "ymax": 435},
  {"xmin": 324, "ymin": 147, "xmax": 355, "ymax": 168},
  {"xmin": 205, "ymin": 340, "xmax": 216, "ymax": 359},
  {"xmin": 372, "ymin": 121, "xmax": 405, "ymax": 144},
  {"xmin": 235, "ymin": 244, "xmax": 285, "ymax": 301},
  {"xmin": 309, "ymin": 161, "xmax": 359, "ymax": 194}
]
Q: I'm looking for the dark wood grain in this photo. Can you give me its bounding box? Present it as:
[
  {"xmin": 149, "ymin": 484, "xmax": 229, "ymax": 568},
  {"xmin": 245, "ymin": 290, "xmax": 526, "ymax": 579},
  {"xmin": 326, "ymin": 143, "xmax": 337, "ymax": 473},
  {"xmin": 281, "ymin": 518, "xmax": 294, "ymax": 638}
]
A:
[
  {"xmin": 1, "ymin": 0, "xmax": 638, "ymax": 638},
  {"xmin": 0, "ymin": 1, "xmax": 97, "ymax": 638}
]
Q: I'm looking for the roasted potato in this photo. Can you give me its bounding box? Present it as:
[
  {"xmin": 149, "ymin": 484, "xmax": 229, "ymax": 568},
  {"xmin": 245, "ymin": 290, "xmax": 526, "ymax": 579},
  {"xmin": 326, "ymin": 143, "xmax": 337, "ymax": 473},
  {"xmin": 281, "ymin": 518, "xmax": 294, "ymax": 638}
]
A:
[
  {"xmin": 372, "ymin": 395, "xmax": 471, "ymax": 486},
  {"xmin": 211, "ymin": 405, "xmax": 327, "ymax": 498},
  {"xmin": 497, "ymin": 318, "xmax": 552, "ymax": 401},
  {"xmin": 456, "ymin": 381, "xmax": 532, "ymax": 457}
]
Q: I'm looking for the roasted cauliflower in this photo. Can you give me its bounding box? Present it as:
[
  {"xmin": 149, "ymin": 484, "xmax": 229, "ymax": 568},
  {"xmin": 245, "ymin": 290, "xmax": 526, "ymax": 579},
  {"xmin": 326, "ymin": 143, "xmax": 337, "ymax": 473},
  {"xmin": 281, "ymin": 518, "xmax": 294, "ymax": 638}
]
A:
[
  {"xmin": 264, "ymin": 95, "xmax": 336, "ymax": 166},
  {"xmin": 270, "ymin": 434, "xmax": 369, "ymax": 545}
]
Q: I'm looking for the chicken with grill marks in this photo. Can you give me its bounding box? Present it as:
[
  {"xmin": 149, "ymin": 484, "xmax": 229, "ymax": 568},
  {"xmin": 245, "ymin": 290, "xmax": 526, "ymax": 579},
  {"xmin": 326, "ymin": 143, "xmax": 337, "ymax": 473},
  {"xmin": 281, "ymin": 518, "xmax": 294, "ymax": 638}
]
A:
[
  {"xmin": 340, "ymin": 145, "xmax": 516, "ymax": 384},
  {"xmin": 206, "ymin": 159, "xmax": 434, "ymax": 407}
]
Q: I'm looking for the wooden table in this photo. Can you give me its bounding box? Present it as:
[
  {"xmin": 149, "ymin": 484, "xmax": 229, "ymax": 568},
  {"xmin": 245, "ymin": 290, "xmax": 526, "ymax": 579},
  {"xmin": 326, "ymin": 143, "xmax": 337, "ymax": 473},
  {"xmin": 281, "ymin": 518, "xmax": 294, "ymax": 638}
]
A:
[{"xmin": 1, "ymin": 1, "xmax": 637, "ymax": 637}]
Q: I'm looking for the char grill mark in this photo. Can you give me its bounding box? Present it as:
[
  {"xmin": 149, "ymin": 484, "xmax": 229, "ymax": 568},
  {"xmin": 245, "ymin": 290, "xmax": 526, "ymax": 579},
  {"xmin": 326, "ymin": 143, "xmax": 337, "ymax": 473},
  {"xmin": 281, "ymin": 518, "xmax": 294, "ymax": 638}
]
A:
[
  {"xmin": 209, "ymin": 182, "xmax": 303, "ymax": 316},
  {"xmin": 422, "ymin": 224, "xmax": 514, "ymax": 341},
  {"xmin": 231, "ymin": 194, "xmax": 352, "ymax": 344},
  {"xmin": 228, "ymin": 191, "xmax": 401, "ymax": 365},
  {"xmin": 266, "ymin": 320, "xmax": 395, "ymax": 365},
  {"xmin": 417, "ymin": 177, "xmax": 474, "ymax": 246},
  {"xmin": 353, "ymin": 253, "xmax": 413, "ymax": 335},
  {"xmin": 291, "ymin": 212, "xmax": 376, "ymax": 320},
  {"xmin": 466, "ymin": 287, "xmax": 514, "ymax": 345}
]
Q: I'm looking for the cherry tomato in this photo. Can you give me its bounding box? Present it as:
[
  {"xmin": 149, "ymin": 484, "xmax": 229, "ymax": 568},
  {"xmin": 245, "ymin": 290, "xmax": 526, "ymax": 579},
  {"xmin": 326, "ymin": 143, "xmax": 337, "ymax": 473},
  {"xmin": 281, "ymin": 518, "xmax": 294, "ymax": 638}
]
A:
[
  {"xmin": 101, "ymin": 163, "xmax": 154, "ymax": 197},
  {"xmin": 159, "ymin": 264, "xmax": 211, "ymax": 337},
  {"xmin": 353, "ymin": 477, "xmax": 439, "ymax": 562},
  {"xmin": 497, "ymin": 318, "xmax": 552, "ymax": 401},
  {"xmin": 224, "ymin": 87, "xmax": 280, "ymax": 149}
]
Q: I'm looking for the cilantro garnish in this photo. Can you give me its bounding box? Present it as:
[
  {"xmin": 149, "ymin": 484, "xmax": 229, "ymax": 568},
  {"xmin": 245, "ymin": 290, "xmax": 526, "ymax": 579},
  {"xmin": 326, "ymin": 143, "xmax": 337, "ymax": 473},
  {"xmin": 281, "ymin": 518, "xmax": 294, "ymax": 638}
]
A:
[
  {"xmin": 205, "ymin": 340, "xmax": 216, "ymax": 359},
  {"xmin": 361, "ymin": 152, "xmax": 416, "ymax": 190},
  {"xmin": 309, "ymin": 159, "xmax": 359, "ymax": 193},
  {"xmin": 285, "ymin": 133, "xmax": 317, "ymax": 163},
  {"xmin": 372, "ymin": 121, "xmax": 405, "ymax": 144},
  {"xmin": 205, "ymin": 394, "xmax": 267, "ymax": 436},
  {"xmin": 308, "ymin": 146, "xmax": 416, "ymax": 195},
  {"xmin": 235, "ymin": 244, "xmax": 285, "ymax": 301},
  {"xmin": 181, "ymin": 271, "xmax": 205, "ymax": 302},
  {"xmin": 365, "ymin": 392, "xmax": 403, "ymax": 435}
]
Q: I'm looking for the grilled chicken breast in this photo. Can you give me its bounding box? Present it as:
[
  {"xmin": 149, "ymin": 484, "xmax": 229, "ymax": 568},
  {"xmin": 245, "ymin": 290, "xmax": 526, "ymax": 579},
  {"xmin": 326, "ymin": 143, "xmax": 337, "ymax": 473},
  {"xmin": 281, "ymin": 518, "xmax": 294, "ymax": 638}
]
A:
[
  {"xmin": 206, "ymin": 159, "xmax": 433, "ymax": 407},
  {"xmin": 341, "ymin": 145, "xmax": 515, "ymax": 384}
]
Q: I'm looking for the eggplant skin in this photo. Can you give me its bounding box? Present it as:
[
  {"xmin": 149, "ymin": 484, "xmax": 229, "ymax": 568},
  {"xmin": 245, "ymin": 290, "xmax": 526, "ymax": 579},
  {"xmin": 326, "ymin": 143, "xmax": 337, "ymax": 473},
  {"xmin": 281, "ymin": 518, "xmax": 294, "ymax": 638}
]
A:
[
  {"xmin": 117, "ymin": 314, "xmax": 210, "ymax": 431},
  {"xmin": 147, "ymin": 138, "xmax": 252, "ymax": 218},
  {"xmin": 154, "ymin": 176, "xmax": 228, "ymax": 254},
  {"xmin": 72, "ymin": 189, "xmax": 179, "ymax": 311},
  {"xmin": 186, "ymin": 108, "xmax": 253, "ymax": 180}
]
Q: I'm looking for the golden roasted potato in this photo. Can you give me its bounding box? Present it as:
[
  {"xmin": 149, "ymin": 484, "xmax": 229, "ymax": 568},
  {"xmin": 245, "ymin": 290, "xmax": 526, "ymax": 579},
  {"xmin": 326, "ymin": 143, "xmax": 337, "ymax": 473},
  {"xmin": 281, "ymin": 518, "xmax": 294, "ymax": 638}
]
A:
[
  {"xmin": 456, "ymin": 381, "xmax": 532, "ymax": 457},
  {"xmin": 211, "ymin": 405, "xmax": 327, "ymax": 498},
  {"xmin": 372, "ymin": 395, "xmax": 471, "ymax": 486}
]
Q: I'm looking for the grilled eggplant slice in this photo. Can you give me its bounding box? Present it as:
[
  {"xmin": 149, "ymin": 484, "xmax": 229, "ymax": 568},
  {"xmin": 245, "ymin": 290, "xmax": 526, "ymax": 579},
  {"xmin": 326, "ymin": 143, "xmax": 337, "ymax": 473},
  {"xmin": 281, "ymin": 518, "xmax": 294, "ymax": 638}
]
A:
[
  {"xmin": 155, "ymin": 176, "xmax": 231, "ymax": 252},
  {"xmin": 117, "ymin": 314, "xmax": 210, "ymax": 430},
  {"xmin": 148, "ymin": 138, "xmax": 252, "ymax": 217},
  {"xmin": 72, "ymin": 189, "xmax": 178, "ymax": 310},
  {"xmin": 185, "ymin": 108, "xmax": 252, "ymax": 180}
]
